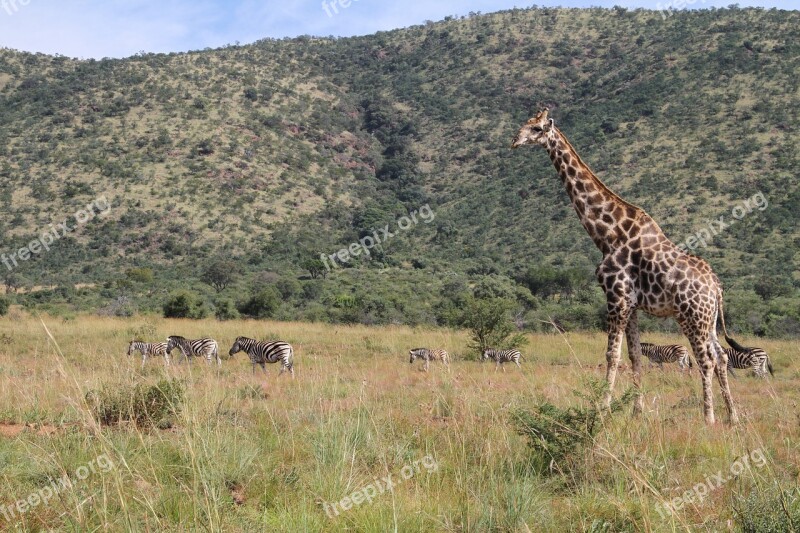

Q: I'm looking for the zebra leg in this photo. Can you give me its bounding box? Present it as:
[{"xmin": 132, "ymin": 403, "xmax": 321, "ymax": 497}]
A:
[
  {"xmin": 515, "ymin": 359, "xmax": 521, "ymax": 369},
  {"xmin": 260, "ymin": 363, "xmax": 267, "ymax": 374}
]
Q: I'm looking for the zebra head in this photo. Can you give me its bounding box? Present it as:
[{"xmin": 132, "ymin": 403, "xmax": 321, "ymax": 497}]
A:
[
  {"xmin": 481, "ymin": 349, "xmax": 492, "ymax": 362},
  {"xmin": 229, "ymin": 337, "xmax": 244, "ymax": 357},
  {"xmin": 127, "ymin": 341, "xmax": 136, "ymax": 356},
  {"xmin": 229, "ymin": 336, "xmax": 253, "ymax": 357},
  {"xmin": 165, "ymin": 336, "xmax": 183, "ymax": 353},
  {"xmin": 409, "ymin": 349, "xmax": 425, "ymax": 364}
]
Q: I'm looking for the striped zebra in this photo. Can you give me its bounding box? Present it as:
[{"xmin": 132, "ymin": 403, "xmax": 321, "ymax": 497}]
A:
[
  {"xmin": 640, "ymin": 343, "xmax": 692, "ymax": 371},
  {"xmin": 228, "ymin": 336, "xmax": 294, "ymax": 376},
  {"xmin": 724, "ymin": 336, "xmax": 773, "ymax": 378},
  {"xmin": 409, "ymin": 348, "xmax": 449, "ymax": 371},
  {"xmin": 165, "ymin": 336, "xmax": 220, "ymax": 366},
  {"xmin": 481, "ymin": 348, "xmax": 522, "ymax": 371},
  {"xmin": 127, "ymin": 340, "xmax": 170, "ymax": 368}
]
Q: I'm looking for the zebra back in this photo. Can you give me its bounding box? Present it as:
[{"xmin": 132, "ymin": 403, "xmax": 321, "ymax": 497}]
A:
[
  {"xmin": 482, "ymin": 348, "xmax": 522, "ymax": 364},
  {"xmin": 640, "ymin": 343, "xmax": 690, "ymax": 367},
  {"xmin": 409, "ymin": 348, "xmax": 448, "ymax": 364},
  {"xmin": 230, "ymin": 337, "xmax": 293, "ymax": 368},
  {"xmin": 167, "ymin": 336, "xmax": 220, "ymax": 365},
  {"xmin": 724, "ymin": 346, "xmax": 772, "ymax": 377}
]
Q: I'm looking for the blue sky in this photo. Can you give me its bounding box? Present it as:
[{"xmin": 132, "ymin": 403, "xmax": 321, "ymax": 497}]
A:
[{"xmin": 0, "ymin": 0, "xmax": 795, "ymax": 59}]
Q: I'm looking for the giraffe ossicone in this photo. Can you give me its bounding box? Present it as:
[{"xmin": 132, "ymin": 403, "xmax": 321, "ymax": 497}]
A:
[{"xmin": 513, "ymin": 108, "xmax": 739, "ymax": 425}]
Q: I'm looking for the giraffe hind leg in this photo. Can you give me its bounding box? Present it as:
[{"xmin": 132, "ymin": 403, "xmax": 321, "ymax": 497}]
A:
[{"xmin": 711, "ymin": 340, "xmax": 738, "ymax": 423}]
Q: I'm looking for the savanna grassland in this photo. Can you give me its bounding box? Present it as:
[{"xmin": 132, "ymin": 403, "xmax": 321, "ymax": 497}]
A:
[{"xmin": 0, "ymin": 313, "xmax": 797, "ymax": 531}]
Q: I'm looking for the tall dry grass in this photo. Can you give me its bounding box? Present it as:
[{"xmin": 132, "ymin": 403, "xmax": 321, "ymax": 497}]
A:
[{"xmin": 0, "ymin": 312, "xmax": 796, "ymax": 531}]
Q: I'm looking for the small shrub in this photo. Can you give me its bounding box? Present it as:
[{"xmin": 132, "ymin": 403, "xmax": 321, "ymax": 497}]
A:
[
  {"xmin": 735, "ymin": 485, "xmax": 800, "ymax": 532},
  {"xmin": 458, "ymin": 296, "xmax": 528, "ymax": 359},
  {"xmin": 0, "ymin": 297, "xmax": 9, "ymax": 316},
  {"xmin": 511, "ymin": 380, "xmax": 634, "ymax": 475},
  {"xmin": 86, "ymin": 378, "xmax": 185, "ymax": 429},
  {"xmin": 127, "ymin": 319, "xmax": 159, "ymax": 340}
]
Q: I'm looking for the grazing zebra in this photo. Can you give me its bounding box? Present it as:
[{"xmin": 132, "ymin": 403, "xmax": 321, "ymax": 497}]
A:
[
  {"xmin": 228, "ymin": 336, "xmax": 294, "ymax": 377},
  {"xmin": 640, "ymin": 343, "xmax": 692, "ymax": 371},
  {"xmin": 127, "ymin": 341, "xmax": 170, "ymax": 368},
  {"xmin": 165, "ymin": 336, "xmax": 220, "ymax": 366},
  {"xmin": 724, "ymin": 336, "xmax": 773, "ymax": 378},
  {"xmin": 409, "ymin": 348, "xmax": 449, "ymax": 371},
  {"xmin": 481, "ymin": 348, "xmax": 522, "ymax": 371}
]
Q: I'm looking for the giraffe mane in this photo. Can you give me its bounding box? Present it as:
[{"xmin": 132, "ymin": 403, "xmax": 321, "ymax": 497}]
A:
[{"xmin": 553, "ymin": 125, "xmax": 642, "ymax": 213}]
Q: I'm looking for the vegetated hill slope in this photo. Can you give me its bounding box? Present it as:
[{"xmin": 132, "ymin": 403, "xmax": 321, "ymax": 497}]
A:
[{"xmin": 0, "ymin": 7, "xmax": 797, "ymax": 330}]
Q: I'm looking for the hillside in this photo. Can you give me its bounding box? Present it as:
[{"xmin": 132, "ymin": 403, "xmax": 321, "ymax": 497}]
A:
[{"xmin": 0, "ymin": 6, "xmax": 798, "ymax": 334}]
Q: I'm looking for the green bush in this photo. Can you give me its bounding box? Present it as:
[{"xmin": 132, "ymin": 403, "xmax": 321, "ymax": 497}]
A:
[
  {"xmin": 214, "ymin": 299, "xmax": 240, "ymax": 321},
  {"xmin": 511, "ymin": 380, "xmax": 634, "ymax": 475},
  {"xmin": 735, "ymin": 485, "xmax": 800, "ymax": 532},
  {"xmin": 238, "ymin": 287, "xmax": 281, "ymax": 319},
  {"xmin": 163, "ymin": 291, "xmax": 207, "ymax": 319},
  {"xmin": 86, "ymin": 378, "xmax": 185, "ymax": 429},
  {"xmin": 0, "ymin": 296, "xmax": 9, "ymax": 316}
]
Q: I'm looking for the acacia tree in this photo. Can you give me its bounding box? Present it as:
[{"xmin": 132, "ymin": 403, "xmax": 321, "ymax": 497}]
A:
[
  {"xmin": 201, "ymin": 260, "xmax": 241, "ymax": 292},
  {"xmin": 459, "ymin": 296, "xmax": 528, "ymax": 358}
]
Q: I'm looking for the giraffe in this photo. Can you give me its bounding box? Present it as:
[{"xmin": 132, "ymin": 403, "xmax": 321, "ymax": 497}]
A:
[{"xmin": 512, "ymin": 109, "xmax": 739, "ymax": 425}]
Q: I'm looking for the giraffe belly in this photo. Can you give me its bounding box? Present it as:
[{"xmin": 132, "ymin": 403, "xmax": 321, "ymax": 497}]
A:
[{"xmin": 637, "ymin": 293, "xmax": 674, "ymax": 318}]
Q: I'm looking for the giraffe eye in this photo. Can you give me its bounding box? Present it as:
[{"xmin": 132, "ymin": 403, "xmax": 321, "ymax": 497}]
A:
[{"xmin": 532, "ymin": 127, "xmax": 542, "ymax": 132}]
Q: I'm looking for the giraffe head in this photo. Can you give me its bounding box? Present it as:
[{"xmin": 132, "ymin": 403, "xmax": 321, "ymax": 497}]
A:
[{"xmin": 511, "ymin": 109, "xmax": 555, "ymax": 149}]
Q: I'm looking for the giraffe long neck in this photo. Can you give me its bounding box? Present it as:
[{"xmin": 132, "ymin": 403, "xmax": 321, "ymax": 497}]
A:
[{"xmin": 546, "ymin": 128, "xmax": 641, "ymax": 255}]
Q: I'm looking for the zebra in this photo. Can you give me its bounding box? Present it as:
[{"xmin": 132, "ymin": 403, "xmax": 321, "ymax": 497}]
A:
[
  {"xmin": 228, "ymin": 336, "xmax": 294, "ymax": 376},
  {"xmin": 409, "ymin": 348, "xmax": 449, "ymax": 371},
  {"xmin": 481, "ymin": 348, "xmax": 522, "ymax": 371},
  {"xmin": 165, "ymin": 336, "xmax": 220, "ymax": 366},
  {"xmin": 127, "ymin": 340, "xmax": 170, "ymax": 368},
  {"xmin": 724, "ymin": 336, "xmax": 773, "ymax": 378},
  {"xmin": 640, "ymin": 343, "xmax": 692, "ymax": 371}
]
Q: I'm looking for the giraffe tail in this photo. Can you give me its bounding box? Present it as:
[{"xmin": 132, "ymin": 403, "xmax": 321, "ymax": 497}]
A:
[
  {"xmin": 717, "ymin": 289, "xmax": 748, "ymax": 353},
  {"xmin": 724, "ymin": 335, "xmax": 748, "ymax": 353}
]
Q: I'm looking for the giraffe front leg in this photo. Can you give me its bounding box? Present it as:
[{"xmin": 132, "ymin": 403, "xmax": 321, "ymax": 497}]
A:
[
  {"xmin": 603, "ymin": 311, "xmax": 628, "ymax": 410},
  {"xmin": 625, "ymin": 311, "xmax": 644, "ymax": 416}
]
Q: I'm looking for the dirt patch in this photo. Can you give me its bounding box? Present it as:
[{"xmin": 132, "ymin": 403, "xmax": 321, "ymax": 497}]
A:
[{"xmin": 0, "ymin": 423, "xmax": 60, "ymax": 438}]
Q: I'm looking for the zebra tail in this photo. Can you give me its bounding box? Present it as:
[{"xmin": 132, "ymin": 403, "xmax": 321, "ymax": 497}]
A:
[{"xmin": 768, "ymin": 359, "xmax": 774, "ymax": 376}]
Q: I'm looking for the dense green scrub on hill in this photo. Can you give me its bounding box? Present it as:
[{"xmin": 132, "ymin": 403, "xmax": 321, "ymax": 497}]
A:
[{"xmin": 0, "ymin": 6, "xmax": 798, "ymax": 335}]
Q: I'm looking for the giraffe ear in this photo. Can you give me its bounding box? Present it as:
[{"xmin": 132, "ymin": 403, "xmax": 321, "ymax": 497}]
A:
[{"xmin": 543, "ymin": 118, "xmax": 554, "ymax": 132}]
